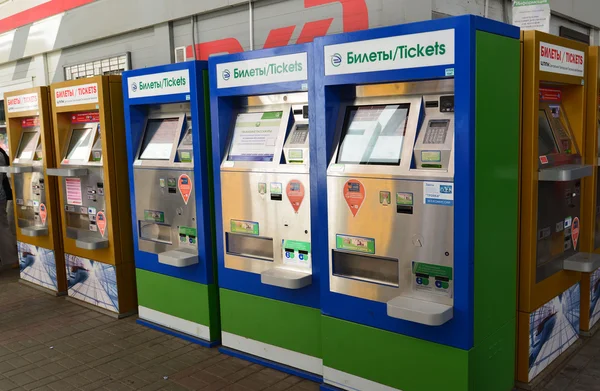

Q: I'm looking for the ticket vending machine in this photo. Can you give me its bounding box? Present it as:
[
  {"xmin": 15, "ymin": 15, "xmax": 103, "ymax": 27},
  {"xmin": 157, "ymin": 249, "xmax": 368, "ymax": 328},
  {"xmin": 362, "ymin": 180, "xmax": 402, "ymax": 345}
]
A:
[
  {"xmin": 122, "ymin": 62, "xmax": 220, "ymax": 345},
  {"xmin": 518, "ymin": 31, "xmax": 600, "ymax": 386},
  {"xmin": 314, "ymin": 16, "xmax": 520, "ymax": 391},
  {"xmin": 47, "ymin": 76, "xmax": 136, "ymax": 317},
  {"xmin": 2, "ymin": 87, "xmax": 66, "ymax": 294},
  {"xmin": 209, "ymin": 45, "xmax": 321, "ymax": 378},
  {"xmin": 580, "ymin": 46, "xmax": 600, "ymax": 336}
]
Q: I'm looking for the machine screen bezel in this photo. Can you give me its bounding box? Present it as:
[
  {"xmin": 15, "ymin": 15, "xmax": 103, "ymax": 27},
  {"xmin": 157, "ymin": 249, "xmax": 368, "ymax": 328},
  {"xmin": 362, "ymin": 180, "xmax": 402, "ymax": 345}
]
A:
[
  {"xmin": 15, "ymin": 130, "xmax": 40, "ymax": 162},
  {"xmin": 64, "ymin": 125, "xmax": 97, "ymax": 164},
  {"xmin": 134, "ymin": 113, "xmax": 186, "ymax": 166},
  {"xmin": 139, "ymin": 117, "xmax": 183, "ymax": 161}
]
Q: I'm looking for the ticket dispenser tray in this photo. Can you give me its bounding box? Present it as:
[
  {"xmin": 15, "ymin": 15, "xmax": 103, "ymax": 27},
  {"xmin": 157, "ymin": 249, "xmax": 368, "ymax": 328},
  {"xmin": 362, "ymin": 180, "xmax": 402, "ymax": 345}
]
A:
[
  {"xmin": 538, "ymin": 164, "xmax": 592, "ymax": 181},
  {"xmin": 261, "ymin": 268, "xmax": 312, "ymax": 289},
  {"xmin": 47, "ymin": 167, "xmax": 89, "ymax": 177},
  {"xmin": 158, "ymin": 248, "xmax": 198, "ymax": 267},
  {"xmin": 21, "ymin": 226, "xmax": 49, "ymax": 237},
  {"xmin": 0, "ymin": 165, "xmax": 33, "ymax": 174}
]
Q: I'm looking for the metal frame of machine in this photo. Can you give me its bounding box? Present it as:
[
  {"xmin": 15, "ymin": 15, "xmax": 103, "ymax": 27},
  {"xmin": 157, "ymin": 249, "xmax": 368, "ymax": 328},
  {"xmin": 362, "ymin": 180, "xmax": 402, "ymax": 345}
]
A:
[
  {"xmin": 518, "ymin": 30, "xmax": 599, "ymax": 385},
  {"xmin": 314, "ymin": 16, "xmax": 520, "ymax": 391},
  {"xmin": 122, "ymin": 61, "xmax": 220, "ymax": 346},
  {"xmin": 209, "ymin": 44, "xmax": 321, "ymax": 379},
  {"xmin": 48, "ymin": 76, "xmax": 136, "ymax": 317},
  {"xmin": 2, "ymin": 87, "xmax": 66, "ymax": 295}
]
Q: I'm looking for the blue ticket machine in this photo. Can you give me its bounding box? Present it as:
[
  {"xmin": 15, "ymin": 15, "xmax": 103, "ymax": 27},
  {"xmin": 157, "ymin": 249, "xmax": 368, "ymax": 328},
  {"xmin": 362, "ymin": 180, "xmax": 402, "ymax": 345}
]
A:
[
  {"xmin": 122, "ymin": 61, "xmax": 220, "ymax": 346},
  {"xmin": 314, "ymin": 16, "xmax": 521, "ymax": 391},
  {"xmin": 209, "ymin": 45, "xmax": 321, "ymax": 379}
]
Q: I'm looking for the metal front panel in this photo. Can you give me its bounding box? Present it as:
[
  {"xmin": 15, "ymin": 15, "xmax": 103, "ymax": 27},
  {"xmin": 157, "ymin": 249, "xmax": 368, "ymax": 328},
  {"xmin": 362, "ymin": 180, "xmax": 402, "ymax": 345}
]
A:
[
  {"xmin": 14, "ymin": 170, "xmax": 47, "ymax": 229},
  {"xmin": 221, "ymin": 171, "xmax": 311, "ymax": 274},
  {"xmin": 327, "ymin": 176, "xmax": 453, "ymax": 306},
  {"xmin": 595, "ymin": 174, "xmax": 600, "ymax": 249},
  {"xmin": 536, "ymin": 179, "xmax": 580, "ymax": 282},
  {"xmin": 62, "ymin": 166, "xmax": 107, "ymax": 241},
  {"xmin": 134, "ymin": 168, "xmax": 197, "ymax": 254}
]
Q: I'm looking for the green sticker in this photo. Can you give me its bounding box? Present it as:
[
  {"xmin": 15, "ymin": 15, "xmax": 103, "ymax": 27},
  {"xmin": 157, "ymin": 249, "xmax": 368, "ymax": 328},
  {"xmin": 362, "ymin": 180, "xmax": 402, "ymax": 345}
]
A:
[
  {"xmin": 412, "ymin": 262, "xmax": 453, "ymax": 280},
  {"xmin": 270, "ymin": 183, "xmax": 282, "ymax": 195},
  {"xmin": 231, "ymin": 220, "xmax": 259, "ymax": 235},
  {"xmin": 180, "ymin": 151, "xmax": 192, "ymax": 162},
  {"xmin": 159, "ymin": 178, "xmax": 166, "ymax": 188},
  {"xmin": 421, "ymin": 150, "xmax": 441, "ymax": 162},
  {"xmin": 167, "ymin": 178, "xmax": 177, "ymax": 187},
  {"xmin": 144, "ymin": 210, "xmax": 165, "ymax": 223},
  {"xmin": 289, "ymin": 150, "xmax": 303, "ymax": 159},
  {"xmin": 336, "ymin": 234, "xmax": 375, "ymax": 254},
  {"xmin": 179, "ymin": 226, "xmax": 197, "ymax": 237},
  {"xmin": 261, "ymin": 111, "xmax": 283, "ymax": 120},
  {"xmin": 396, "ymin": 192, "xmax": 413, "ymax": 206},
  {"xmin": 283, "ymin": 240, "xmax": 311, "ymax": 253}
]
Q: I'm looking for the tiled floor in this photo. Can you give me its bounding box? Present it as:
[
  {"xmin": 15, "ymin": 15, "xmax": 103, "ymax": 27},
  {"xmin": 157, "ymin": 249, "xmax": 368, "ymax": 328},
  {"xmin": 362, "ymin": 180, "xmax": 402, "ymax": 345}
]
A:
[{"xmin": 0, "ymin": 269, "xmax": 319, "ymax": 391}]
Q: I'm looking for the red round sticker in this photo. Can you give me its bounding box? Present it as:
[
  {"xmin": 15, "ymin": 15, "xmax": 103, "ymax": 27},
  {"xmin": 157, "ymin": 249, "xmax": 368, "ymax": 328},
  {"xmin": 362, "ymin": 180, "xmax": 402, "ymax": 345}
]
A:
[
  {"xmin": 39, "ymin": 203, "xmax": 47, "ymax": 225},
  {"xmin": 286, "ymin": 180, "xmax": 305, "ymax": 213},
  {"xmin": 96, "ymin": 211, "xmax": 107, "ymax": 237},
  {"xmin": 178, "ymin": 174, "xmax": 193, "ymax": 205},
  {"xmin": 343, "ymin": 179, "xmax": 365, "ymax": 217},
  {"xmin": 572, "ymin": 217, "xmax": 580, "ymax": 250}
]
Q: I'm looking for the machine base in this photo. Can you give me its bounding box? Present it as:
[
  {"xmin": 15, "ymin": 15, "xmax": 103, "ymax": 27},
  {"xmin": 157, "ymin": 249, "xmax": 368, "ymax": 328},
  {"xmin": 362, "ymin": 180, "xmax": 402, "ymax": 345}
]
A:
[
  {"xmin": 580, "ymin": 319, "xmax": 600, "ymax": 337},
  {"xmin": 19, "ymin": 279, "xmax": 66, "ymax": 297},
  {"xmin": 219, "ymin": 346, "xmax": 322, "ymax": 383},
  {"xmin": 136, "ymin": 319, "xmax": 219, "ymax": 348},
  {"xmin": 65, "ymin": 296, "xmax": 136, "ymax": 319}
]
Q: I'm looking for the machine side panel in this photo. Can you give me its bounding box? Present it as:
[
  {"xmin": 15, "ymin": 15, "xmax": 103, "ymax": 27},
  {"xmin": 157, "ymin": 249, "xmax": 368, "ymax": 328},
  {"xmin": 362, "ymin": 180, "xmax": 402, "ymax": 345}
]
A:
[
  {"xmin": 321, "ymin": 315, "xmax": 469, "ymax": 391},
  {"xmin": 219, "ymin": 288, "xmax": 321, "ymax": 359},
  {"xmin": 473, "ymin": 31, "xmax": 520, "ymax": 345}
]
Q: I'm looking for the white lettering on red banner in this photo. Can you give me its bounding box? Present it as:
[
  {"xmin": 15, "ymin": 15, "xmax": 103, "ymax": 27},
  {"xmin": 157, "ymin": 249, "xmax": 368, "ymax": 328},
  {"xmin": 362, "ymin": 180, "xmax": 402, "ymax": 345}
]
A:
[
  {"xmin": 7, "ymin": 93, "xmax": 39, "ymax": 113},
  {"xmin": 55, "ymin": 83, "xmax": 99, "ymax": 107},
  {"xmin": 539, "ymin": 42, "xmax": 584, "ymax": 78}
]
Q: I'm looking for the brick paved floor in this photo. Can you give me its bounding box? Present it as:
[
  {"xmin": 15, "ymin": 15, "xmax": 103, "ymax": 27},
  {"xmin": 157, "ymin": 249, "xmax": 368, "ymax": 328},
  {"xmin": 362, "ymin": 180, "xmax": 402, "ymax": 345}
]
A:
[{"xmin": 0, "ymin": 269, "xmax": 319, "ymax": 391}]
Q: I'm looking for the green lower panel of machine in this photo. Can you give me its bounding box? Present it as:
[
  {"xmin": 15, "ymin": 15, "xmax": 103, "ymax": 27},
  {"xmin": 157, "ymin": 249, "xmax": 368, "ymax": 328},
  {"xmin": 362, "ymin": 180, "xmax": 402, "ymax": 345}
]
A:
[{"xmin": 136, "ymin": 269, "xmax": 220, "ymax": 342}]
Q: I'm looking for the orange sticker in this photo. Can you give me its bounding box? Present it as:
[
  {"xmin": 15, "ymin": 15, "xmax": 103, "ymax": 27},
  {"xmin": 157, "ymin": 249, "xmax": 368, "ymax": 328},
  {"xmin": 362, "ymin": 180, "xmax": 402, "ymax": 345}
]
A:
[
  {"xmin": 286, "ymin": 180, "xmax": 305, "ymax": 213},
  {"xmin": 96, "ymin": 211, "xmax": 107, "ymax": 237},
  {"xmin": 178, "ymin": 174, "xmax": 192, "ymax": 205},
  {"xmin": 39, "ymin": 203, "xmax": 47, "ymax": 225},
  {"xmin": 572, "ymin": 217, "xmax": 580, "ymax": 250},
  {"xmin": 343, "ymin": 179, "xmax": 365, "ymax": 217}
]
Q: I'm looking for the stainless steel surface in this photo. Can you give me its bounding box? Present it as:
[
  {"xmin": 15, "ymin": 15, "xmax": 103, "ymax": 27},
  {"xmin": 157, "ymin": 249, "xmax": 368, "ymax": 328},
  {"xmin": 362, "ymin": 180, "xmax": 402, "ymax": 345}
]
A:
[
  {"xmin": 14, "ymin": 170, "xmax": 47, "ymax": 232},
  {"xmin": 75, "ymin": 236, "xmax": 109, "ymax": 250},
  {"xmin": 327, "ymin": 82, "xmax": 454, "ymax": 309},
  {"xmin": 158, "ymin": 249, "xmax": 199, "ymax": 267},
  {"xmin": 538, "ymin": 164, "xmax": 592, "ymax": 181},
  {"xmin": 386, "ymin": 296, "xmax": 453, "ymax": 326},
  {"xmin": 536, "ymin": 179, "xmax": 580, "ymax": 282},
  {"xmin": 260, "ymin": 268, "xmax": 312, "ymax": 289},
  {"xmin": 47, "ymin": 167, "xmax": 89, "ymax": 177},
  {"xmin": 226, "ymin": 232, "xmax": 274, "ymax": 261},
  {"xmin": 20, "ymin": 227, "xmax": 49, "ymax": 237},
  {"xmin": 1, "ymin": 166, "xmax": 33, "ymax": 174},
  {"xmin": 597, "ymin": 157, "xmax": 600, "ymax": 166},
  {"xmin": 595, "ymin": 172, "xmax": 600, "ymax": 250},
  {"xmin": 562, "ymin": 252, "xmax": 600, "ymax": 273},
  {"xmin": 332, "ymin": 251, "xmax": 399, "ymax": 287}
]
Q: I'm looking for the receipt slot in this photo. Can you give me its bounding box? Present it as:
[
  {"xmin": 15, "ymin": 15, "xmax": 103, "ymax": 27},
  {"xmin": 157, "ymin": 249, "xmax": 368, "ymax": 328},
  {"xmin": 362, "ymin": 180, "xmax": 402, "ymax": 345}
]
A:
[
  {"xmin": 122, "ymin": 62, "xmax": 220, "ymax": 345},
  {"xmin": 3, "ymin": 87, "xmax": 66, "ymax": 294},
  {"xmin": 209, "ymin": 45, "xmax": 321, "ymax": 377},
  {"xmin": 48, "ymin": 76, "xmax": 136, "ymax": 317},
  {"xmin": 517, "ymin": 31, "xmax": 599, "ymax": 387},
  {"xmin": 315, "ymin": 16, "xmax": 520, "ymax": 391},
  {"xmin": 580, "ymin": 46, "xmax": 600, "ymax": 336}
]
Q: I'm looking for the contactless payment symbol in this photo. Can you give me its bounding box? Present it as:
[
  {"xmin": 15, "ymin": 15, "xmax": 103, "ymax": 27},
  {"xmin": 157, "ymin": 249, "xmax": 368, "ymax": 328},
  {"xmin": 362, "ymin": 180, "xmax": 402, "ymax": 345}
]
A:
[
  {"xmin": 572, "ymin": 217, "xmax": 580, "ymax": 250},
  {"xmin": 178, "ymin": 174, "xmax": 192, "ymax": 205},
  {"xmin": 96, "ymin": 211, "xmax": 106, "ymax": 237},
  {"xmin": 343, "ymin": 179, "xmax": 365, "ymax": 217},
  {"xmin": 286, "ymin": 180, "xmax": 305, "ymax": 213},
  {"xmin": 39, "ymin": 203, "xmax": 47, "ymax": 225}
]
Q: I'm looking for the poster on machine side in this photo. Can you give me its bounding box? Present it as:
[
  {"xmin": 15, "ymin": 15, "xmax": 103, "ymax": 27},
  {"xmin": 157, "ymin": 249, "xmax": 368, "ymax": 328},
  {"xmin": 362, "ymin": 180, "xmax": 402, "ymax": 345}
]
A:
[{"xmin": 512, "ymin": 0, "xmax": 550, "ymax": 33}]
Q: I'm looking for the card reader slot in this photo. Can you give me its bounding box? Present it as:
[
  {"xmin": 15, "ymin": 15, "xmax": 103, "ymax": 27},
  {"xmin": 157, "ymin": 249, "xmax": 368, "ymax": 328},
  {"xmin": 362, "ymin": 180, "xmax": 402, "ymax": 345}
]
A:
[
  {"xmin": 271, "ymin": 194, "xmax": 283, "ymax": 201},
  {"xmin": 226, "ymin": 232, "xmax": 274, "ymax": 261},
  {"xmin": 332, "ymin": 250, "xmax": 399, "ymax": 287}
]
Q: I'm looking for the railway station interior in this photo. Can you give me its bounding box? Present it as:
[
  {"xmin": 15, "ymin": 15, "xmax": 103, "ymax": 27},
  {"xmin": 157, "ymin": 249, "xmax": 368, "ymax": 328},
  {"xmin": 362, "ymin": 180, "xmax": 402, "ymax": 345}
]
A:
[{"xmin": 2, "ymin": 1, "xmax": 600, "ymax": 390}]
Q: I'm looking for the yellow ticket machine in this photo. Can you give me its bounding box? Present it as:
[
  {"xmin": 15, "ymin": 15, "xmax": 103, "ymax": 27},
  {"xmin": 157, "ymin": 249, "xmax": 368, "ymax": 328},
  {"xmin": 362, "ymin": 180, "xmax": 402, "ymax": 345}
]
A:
[
  {"xmin": 47, "ymin": 76, "xmax": 136, "ymax": 317},
  {"xmin": 580, "ymin": 46, "xmax": 600, "ymax": 335},
  {"xmin": 518, "ymin": 31, "xmax": 600, "ymax": 386},
  {"xmin": 2, "ymin": 87, "xmax": 66, "ymax": 294}
]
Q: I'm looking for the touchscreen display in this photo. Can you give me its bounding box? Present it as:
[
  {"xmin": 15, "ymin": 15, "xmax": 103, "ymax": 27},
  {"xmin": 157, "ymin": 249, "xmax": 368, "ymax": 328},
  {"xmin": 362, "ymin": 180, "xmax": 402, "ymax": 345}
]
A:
[
  {"xmin": 337, "ymin": 104, "xmax": 409, "ymax": 165},
  {"xmin": 16, "ymin": 131, "xmax": 37, "ymax": 160},
  {"xmin": 66, "ymin": 128, "xmax": 94, "ymax": 161},
  {"xmin": 227, "ymin": 111, "xmax": 283, "ymax": 162},
  {"xmin": 538, "ymin": 110, "xmax": 559, "ymax": 157},
  {"xmin": 139, "ymin": 118, "xmax": 180, "ymax": 160}
]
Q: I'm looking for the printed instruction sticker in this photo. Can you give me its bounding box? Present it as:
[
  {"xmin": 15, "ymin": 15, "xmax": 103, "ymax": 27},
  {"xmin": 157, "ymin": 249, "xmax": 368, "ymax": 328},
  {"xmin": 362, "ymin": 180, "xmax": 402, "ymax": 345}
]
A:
[
  {"xmin": 396, "ymin": 192, "xmax": 414, "ymax": 206},
  {"xmin": 270, "ymin": 182, "xmax": 282, "ymax": 195},
  {"xmin": 230, "ymin": 220, "xmax": 259, "ymax": 235},
  {"xmin": 66, "ymin": 178, "xmax": 83, "ymax": 206},
  {"xmin": 179, "ymin": 226, "xmax": 198, "ymax": 247},
  {"xmin": 412, "ymin": 261, "xmax": 453, "ymax": 298},
  {"xmin": 282, "ymin": 239, "xmax": 311, "ymax": 267},
  {"xmin": 144, "ymin": 210, "xmax": 165, "ymax": 223},
  {"xmin": 39, "ymin": 203, "xmax": 47, "ymax": 225},
  {"xmin": 258, "ymin": 182, "xmax": 266, "ymax": 195},
  {"xmin": 336, "ymin": 234, "xmax": 375, "ymax": 254},
  {"xmin": 286, "ymin": 180, "xmax": 305, "ymax": 213},
  {"xmin": 423, "ymin": 182, "xmax": 454, "ymax": 206},
  {"xmin": 343, "ymin": 179, "xmax": 365, "ymax": 217},
  {"xmin": 379, "ymin": 191, "xmax": 391, "ymax": 205},
  {"xmin": 178, "ymin": 174, "xmax": 192, "ymax": 205},
  {"xmin": 96, "ymin": 211, "xmax": 107, "ymax": 237},
  {"xmin": 540, "ymin": 156, "xmax": 549, "ymax": 164},
  {"xmin": 572, "ymin": 217, "xmax": 580, "ymax": 250}
]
